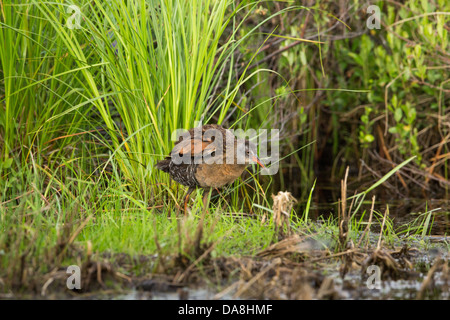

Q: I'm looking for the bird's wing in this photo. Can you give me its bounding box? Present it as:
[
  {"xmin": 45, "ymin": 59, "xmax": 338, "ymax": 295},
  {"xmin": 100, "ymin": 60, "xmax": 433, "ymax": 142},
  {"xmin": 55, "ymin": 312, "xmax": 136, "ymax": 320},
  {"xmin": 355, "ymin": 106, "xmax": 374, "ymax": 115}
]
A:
[
  {"xmin": 170, "ymin": 126, "xmax": 230, "ymax": 158},
  {"xmin": 171, "ymin": 133, "xmax": 217, "ymax": 158},
  {"xmin": 171, "ymin": 138, "xmax": 214, "ymax": 157}
]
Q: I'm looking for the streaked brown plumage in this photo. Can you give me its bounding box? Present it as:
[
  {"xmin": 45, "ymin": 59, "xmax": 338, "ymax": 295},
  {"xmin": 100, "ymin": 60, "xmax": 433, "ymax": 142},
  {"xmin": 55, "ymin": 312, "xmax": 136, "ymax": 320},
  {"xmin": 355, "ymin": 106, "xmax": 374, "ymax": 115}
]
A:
[{"xmin": 156, "ymin": 124, "xmax": 264, "ymax": 211}]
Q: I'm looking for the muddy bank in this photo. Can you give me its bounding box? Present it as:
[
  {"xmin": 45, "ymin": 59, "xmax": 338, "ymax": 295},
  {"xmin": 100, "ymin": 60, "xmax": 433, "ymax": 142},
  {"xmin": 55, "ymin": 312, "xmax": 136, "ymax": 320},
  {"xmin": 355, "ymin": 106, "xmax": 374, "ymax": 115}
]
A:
[{"xmin": 3, "ymin": 234, "xmax": 448, "ymax": 300}]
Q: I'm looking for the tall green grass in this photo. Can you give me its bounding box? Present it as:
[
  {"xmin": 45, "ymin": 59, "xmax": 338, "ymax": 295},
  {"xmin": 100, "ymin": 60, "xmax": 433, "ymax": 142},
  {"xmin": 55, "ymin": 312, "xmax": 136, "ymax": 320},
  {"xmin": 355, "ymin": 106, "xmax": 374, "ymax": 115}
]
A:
[
  {"xmin": 0, "ymin": 0, "xmax": 299, "ymax": 291},
  {"xmin": 0, "ymin": 1, "xmax": 94, "ymax": 171},
  {"xmin": 15, "ymin": 0, "xmax": 296, "ymax": 200}
]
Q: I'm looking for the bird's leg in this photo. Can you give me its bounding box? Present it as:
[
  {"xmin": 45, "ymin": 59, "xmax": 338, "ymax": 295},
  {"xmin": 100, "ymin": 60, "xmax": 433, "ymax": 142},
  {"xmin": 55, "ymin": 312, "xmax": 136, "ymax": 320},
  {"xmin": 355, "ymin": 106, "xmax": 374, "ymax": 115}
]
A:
[
  {"xmin": 215, "ymin": 187, "xmax": 228, "ymax": 210},
  {"xmin": 214, "ymin": 187, "xmax": 223, "ymax": 200},
  {"xmin": 202, "ymin": 188, "xmax": 211, "ymax": 214},
  {"xmin": 183, "ymin": 187, "xmax": 195, "ymax": 215}
]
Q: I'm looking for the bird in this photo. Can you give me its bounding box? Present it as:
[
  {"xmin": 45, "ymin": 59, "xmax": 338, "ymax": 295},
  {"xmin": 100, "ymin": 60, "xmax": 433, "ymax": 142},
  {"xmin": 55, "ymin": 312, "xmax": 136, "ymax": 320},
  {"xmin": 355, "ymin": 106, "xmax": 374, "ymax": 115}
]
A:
[{"xmin": 155, "ymin": 124, "xmax": 265, "ymax": 212}]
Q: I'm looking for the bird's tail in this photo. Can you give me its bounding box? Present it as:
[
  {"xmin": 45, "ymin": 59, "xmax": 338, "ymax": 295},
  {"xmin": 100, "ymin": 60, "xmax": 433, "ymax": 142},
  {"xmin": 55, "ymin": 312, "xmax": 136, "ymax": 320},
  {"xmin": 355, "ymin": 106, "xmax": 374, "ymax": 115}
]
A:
[{"xmin": 155, "ymin": 158, "xmax": 171, "ymax": 173}]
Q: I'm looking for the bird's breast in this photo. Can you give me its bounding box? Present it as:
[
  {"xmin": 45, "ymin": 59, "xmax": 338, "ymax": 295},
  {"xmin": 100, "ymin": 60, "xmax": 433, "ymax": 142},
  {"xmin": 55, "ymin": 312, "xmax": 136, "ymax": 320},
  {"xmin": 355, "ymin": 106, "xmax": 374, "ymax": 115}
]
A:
[{"xmin": 195, "ymin": 163, "xmax": 247, "ymax": 188}]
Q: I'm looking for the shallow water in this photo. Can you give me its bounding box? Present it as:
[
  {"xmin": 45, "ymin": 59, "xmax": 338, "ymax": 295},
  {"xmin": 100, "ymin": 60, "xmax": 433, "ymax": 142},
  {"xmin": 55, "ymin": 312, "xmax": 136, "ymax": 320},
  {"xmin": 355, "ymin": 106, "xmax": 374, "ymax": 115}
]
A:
[{"xmin": 76, "ymin": 239, "xmax": 449, "ymax": 300}]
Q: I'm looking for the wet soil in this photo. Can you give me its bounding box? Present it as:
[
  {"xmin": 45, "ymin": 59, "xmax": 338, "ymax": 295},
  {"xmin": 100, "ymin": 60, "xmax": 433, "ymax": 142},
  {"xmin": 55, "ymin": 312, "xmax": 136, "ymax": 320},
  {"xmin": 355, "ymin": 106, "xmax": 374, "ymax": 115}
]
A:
[
  {"xmin": 2, "ymin": 180, "xmax": 448, "ymax": 300},
  {"xmin": 4, "ymin": 232, "xmax": 447, "ymax": 300}
]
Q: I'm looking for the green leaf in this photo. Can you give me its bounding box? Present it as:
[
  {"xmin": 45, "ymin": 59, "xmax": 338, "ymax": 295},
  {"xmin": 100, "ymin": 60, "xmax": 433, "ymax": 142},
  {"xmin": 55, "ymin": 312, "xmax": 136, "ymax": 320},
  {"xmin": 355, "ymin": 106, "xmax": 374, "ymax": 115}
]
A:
[
  {"xmin": 414, "ymin": 45, "xmax": 422, "ymax": 58},
  {"xmin": 392, "ymin": 94, "xmax": 398, "ymax": 108},
  {"xmin": 300, "ymin": 49, "xmax": 307, "ymax": 66},
  {"xmin": 348, "ymin": 52, "xmax": 364, "ymax": 66},
  {"xmin": 394, "ymin": 107, "xmax": 403, "ymax": 122},
  {"xmin": 437, "ymin": 15, "xmax": 444, "ymax": 39},
  {"xmin": 388, "ymin": 127, "xmax": 398, "ymax": 134},
  {"xmin": 1, "ymin": 157, "xmax": 13, "ymax": 169},
  {"xmin": 363, "ymin": 134, "xmax": 375, "ymax": 143}
]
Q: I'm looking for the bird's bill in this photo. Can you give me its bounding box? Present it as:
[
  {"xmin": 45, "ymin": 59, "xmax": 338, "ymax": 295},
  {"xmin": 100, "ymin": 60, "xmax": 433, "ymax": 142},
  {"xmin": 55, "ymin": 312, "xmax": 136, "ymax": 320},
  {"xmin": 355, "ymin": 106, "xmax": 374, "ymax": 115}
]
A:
[{"xmin": 252, "ymin": 156, "xmax": 265, "ymax": 168}]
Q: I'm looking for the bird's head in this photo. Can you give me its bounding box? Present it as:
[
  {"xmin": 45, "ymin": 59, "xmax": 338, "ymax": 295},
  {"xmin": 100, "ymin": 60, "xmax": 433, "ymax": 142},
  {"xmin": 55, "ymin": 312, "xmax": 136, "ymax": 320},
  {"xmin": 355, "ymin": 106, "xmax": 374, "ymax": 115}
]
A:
[{"xmin": 235, "ymin": 139, "xmax": 265, "ymax": 168}]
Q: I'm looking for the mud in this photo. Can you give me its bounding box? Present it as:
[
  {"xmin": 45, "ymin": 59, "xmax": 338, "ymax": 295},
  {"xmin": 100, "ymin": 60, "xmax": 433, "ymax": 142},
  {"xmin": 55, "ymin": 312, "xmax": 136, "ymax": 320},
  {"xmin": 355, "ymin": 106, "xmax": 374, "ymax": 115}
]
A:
[{"xmin": 4, "ymin": 233, "xmax": 447, "ymax": 300}]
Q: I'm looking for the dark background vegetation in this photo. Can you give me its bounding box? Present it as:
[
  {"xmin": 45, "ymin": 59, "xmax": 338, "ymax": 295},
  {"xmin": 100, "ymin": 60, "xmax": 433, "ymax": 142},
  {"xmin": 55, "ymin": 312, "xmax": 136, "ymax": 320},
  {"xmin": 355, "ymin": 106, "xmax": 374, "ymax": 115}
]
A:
[{"xmin": 227, "ymin": 1, "xmax": 449, "ymax": 202}]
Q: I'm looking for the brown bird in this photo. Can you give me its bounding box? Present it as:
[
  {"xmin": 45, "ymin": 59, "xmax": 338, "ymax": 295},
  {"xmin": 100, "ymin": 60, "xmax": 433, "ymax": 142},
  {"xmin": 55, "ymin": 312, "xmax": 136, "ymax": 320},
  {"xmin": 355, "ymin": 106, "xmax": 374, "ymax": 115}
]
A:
[{"xmin": 156, "ymin": 124, "xmax": 265, "ymax": 212}]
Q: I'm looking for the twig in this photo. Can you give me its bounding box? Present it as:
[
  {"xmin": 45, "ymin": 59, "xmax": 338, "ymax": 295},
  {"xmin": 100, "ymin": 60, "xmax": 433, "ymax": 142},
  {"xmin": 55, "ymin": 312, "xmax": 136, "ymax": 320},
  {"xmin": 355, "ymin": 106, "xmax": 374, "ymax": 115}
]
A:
[
  {"xmin": 233, "ymin": 258, "xmax": 281, "ymax": 299},
  {"xmin": 377, "ymin": 206, "xmax": 389, "ymax": 250},
  {"xmin": 357, "ymin": 195, "xmax": 375, "ymax": 249}
]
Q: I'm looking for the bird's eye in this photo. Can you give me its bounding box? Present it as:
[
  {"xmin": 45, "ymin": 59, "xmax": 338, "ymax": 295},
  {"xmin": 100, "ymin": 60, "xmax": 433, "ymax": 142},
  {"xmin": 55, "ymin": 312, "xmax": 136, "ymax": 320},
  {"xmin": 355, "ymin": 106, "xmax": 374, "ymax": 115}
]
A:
[{"xmin": 211, "ymin": 151, "xmax": 216, "ymax": 157}]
